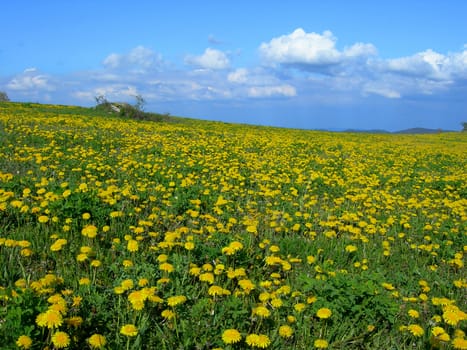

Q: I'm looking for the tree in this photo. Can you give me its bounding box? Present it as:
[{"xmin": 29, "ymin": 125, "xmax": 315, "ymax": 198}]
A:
[
  {"xmin": 463, "ymin": 122, "xmax": 467, "ymax": 132},
  {"xmin": 0, "ymin": 91, "xmax": 10, "ymax": 102},
  {"xmin": 134, "ymin": 94, "xmax": 146, "ymax": 112}
]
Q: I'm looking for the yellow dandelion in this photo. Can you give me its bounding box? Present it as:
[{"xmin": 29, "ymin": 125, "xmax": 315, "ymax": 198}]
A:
[
  {"xmin": 443, "ymin": 306, "xmax": 467, "ymax": 326},
  {"xmin": 121, "ymin": 279, "xmax": 134, "ymax": 290},
  {"xmin": 120, "ymin": 324, "xmax": 138, "ymax": 337},
  {"xmin": 167, "ymin": 295, "xmax": 187, "ymax": 307},
  {"xmin": 38, "ymin": 215, "xmax": 49, "ymax": 223},
  {"xmin": 81, "ymin": 225, "xmax": 97, "ymax": 238},
  {"xmin": 316, "ymin": 307, "xmax": 332, "ymax": 319},
  {"xmin": 51, "ymin": 331, "xmax": 70, "ymax": 348},
  {"xmin": 65, "ymin": 316, "xmax": 83, "ymax": 328},
  {"xmin": 271, "ymin": 298, "xmax": 283, "ymax": 308},
  {"xmin": 222, "ymin": 329, "xmax": 242, "ymax": 344},
  {"xmin": 208, "ymin": 285, "xmax": 224, "ymax": 297},
  {"xmin": 345, "ymin": 245, "xmax": 358, "ymax": 253},
  {"xmin": 199, "ymin": 272, "xmax": 215, "ymax": 284},
  {"xmin": 123, "ymin": 259, "xmax": 133, "ymax": 267},
  {"xmin": 407, "ymin": 324, "xmax": 424, "ymax": 337},
  {"xmin": 253, "ymin": 305, "xmax": 271, "ymax": 318},
  {"xmin": 76, "ymin": 253, "xmax": 88, "ymax": 262},
  {"xmin": 294, "ymin": 303, "xmax": 306, "ymax": 313},
  {"xmin": 88, "ymin": 334, "xmax": 107, "ymax": 349},
  {"xmin": 159, "ymin": 262, "xmax": 174, "ymax": 273},
  {"xmin": 127, "ymin": 239, "xmax": 139, "ymax": 252},
  {"xmin": 278, "ymin": 325, "xmax": 294, "ymax": 338},
  {"xmin": 452, "ymin": 337, "xmax": 467, "ymax": 350},
  {"xmin": 16, "ymin": 335, "xmax": 33, "ymax": 349},
  {"xmin": 184, "ymin": 241, "xmax": 195, "ymax": 250},
  {"xmin": 161, "ymin": 309, "xmax": 176, "ymax": 320},
  {"xmin": 314, "ymin": 339, "xmax": 329, "ymax": 348},
  {"xmin": 408, "ymin": 309, "xmax": 420, "ymax": 318},
  {"xmin": 138, "ymin": 278, "xmax": 149, "ymax": 287},
  {"xmin": 36, "ymin": 309, "xmax": 63, "ymax": 328},
  {"xmin": 79, "ymin": 277, "xmax": 91, "ymax": 285},
  {"xmin": 246, "ymin": 333, "xmax": 271, "ymax": 348},
  {"xmin": 90, "ymin": 259, "xmax": 101, "ymax": 268}
]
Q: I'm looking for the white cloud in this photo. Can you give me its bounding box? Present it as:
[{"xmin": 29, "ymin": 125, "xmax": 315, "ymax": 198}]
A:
[
  {"xmin": 185, "ymin": 48, "xmax": 230, "ymax": 70},
  {"xmin": 103, "ymin": 46, "xmax": 163, "ymax": 72},
  {"xmin": 247, "ymin": 85, "xmax": 296, "ymax": 98},
  {"xmin": 343, "ymin": 42, "xmax": 377, "ymax": 58},
  {"xmin": 363, "ymin": 84, "xmax": 401, "ymax": 99},
  {"xmin": 384, "ymin": 49, "xmax": 449, "ymax": 80},
  {"xmin": 7, "ymin": 68, "xmax": 54, "ymax": 91},
  {"xmin": 260, "ymin": 28, "xmax": 340, "ymax": 65},
  {"xmin": 259, "ymin": 28, "xmax": 376, "ymax": 68},
  {"xmin": 382, "ymin": 48, "xmax": 467, "ymax": 81},
  {"xmin": 227, "ymin": 68, "xmax": 248, "ymax": 83}
]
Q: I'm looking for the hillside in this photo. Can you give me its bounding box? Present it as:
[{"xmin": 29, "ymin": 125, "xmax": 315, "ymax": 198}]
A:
[{"xmin": 0, "ymin": 102, "xmax": 466, "ymax": 349}]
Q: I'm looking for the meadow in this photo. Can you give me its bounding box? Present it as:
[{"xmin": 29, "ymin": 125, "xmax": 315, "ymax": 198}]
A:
[{"xmin": 0, "ymin": 102, "xmax": 465, "ymax": 349}]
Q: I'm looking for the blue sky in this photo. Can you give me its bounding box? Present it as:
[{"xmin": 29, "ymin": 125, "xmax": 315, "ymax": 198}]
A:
[{"xmin": 2, "ymin": 1, "xmax": 467, "ymax": 131}]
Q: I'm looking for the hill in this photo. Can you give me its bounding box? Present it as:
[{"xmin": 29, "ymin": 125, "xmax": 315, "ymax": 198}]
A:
[{"xmin": 0, "ymin": 102, "xmax": 466, "ymax": 349}]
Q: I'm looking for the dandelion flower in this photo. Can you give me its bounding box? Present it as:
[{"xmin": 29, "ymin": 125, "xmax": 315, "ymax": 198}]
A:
[
  {"xmin": 16, "ymin": 335, "xmax": 32, "ymax": 349},
  {"xmin": 408, "ymin": 309, "xmax": 420, "ymax": 318},
  {"xmin": 81, "ymin": 225, "xmax": 97, "ymax": 238},
  {"xmin": 167, "ymin": 295, "xmax": 187, "ymax": 307},
  {"xmin": 199, "ymin": 272, "xmax": 215, "ymax": 284},
  {"xmin": 208, "ymin": 285, "xmax": 224, "ymax": 297},
  {"xmin": 121, "ymin": 279, "xmax": 134, "ymax": 290},
  {"xmin": 36, "ymin": 309, "xmax": 63, "ymax": 328},
  {"xmin": 65, "ymin": 316, "xmax": 83, "ymax": 328},
  {"xmin": 159, "ymin": 262, "xmax": 174, "ymax": 273},
  {"xmin": 316, "ymin": 307, "xmax": 332, "ymax": 319},
  {"xmin": 120, "ymin": 324, "xmax": 138, "ymax": 337},
  {"xmin": 278, "ymin": 325, "xmax": 294, "ymax": 338},
  {"xmin": 222, "ymin": 329, "xmax": 242, "ymax": 344},
  {"xmin": 253, "ymin": 306, "xmax": 271, "ymax": 318},
  {"xmin": 443, "ymin": 306, "xmax": 467, "ymax": 326},
  {"xmin": 51, "ymin": 331, "xmax": 70, "ymax": 348},
  {"xmin": 294, "ymin": 303, "xmax": 306, "ymax": 312},
  {"xmin": 38, "ymin": 215, "xmax": 49, "ymax": 223},
  {"xmin": 314, "ymin": 339, "xmax": 329, "ymax": 348},
  {"xmin": 452, "ymin": 338, "xmax": 467, "ymax": 349},
  {"xmin": 161, "ymin": 309, "xmax": 175, "ymax": 319},
  {"xmin": 88, "ymin": 334, "xmax": 107, "ymax": 348},
  {"xmin": 246, "ymin": 333, "xmax": 271, "ymax": 348},
  {"xmin": 407, "ymin": 324, "xmax": 424, "ymax": 337},
  {"xmin": 127, "ymin": 239, "xmax": 139, "ymax": 252},
  {"xmin": 79, "ymin": 277, "xmax": 91, "ymax": 285}
]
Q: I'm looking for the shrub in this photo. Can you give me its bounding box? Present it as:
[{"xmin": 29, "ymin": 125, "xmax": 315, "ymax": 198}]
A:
[{"xmin": 0, "ymin": 91, "xmax": 10, "ymax": 102}]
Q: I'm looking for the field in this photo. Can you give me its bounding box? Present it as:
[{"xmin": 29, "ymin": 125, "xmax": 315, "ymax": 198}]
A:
[{"xmin": 0, "ymin": 102, "xmax": 466, "ymax": 349}]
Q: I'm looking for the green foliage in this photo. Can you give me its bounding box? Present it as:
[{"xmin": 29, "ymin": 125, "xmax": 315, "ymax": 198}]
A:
[
  {"xmin": 93, "ymin": 94, "xmax": 171, "ymax": 122},
  {"xmin": 299, "ymin": 271, "xmax": 399, "ymax": 325}
]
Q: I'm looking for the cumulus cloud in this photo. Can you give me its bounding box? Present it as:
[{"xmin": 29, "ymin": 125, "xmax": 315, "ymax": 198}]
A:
[
  {"xmin": 103, "ymin": 46, "xmax": 164, "ymax": 72},
  {"xmin": 7, "ymin": 68, "xmax": 54, "ymax": 91},
  {"xmin": 185, "ymin": 48, "xmax": 230, "ymax": 70},
  {"xmin": 382, "ymin": 48, "xmax": 467, "ymax": 81},
  {"xmin": 384, "ymin": 49, "xmax": 449, "ymax": 80},
  {"xmin": 259, "ymin": 28, "xmax": 376, "ymax": 69}
]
